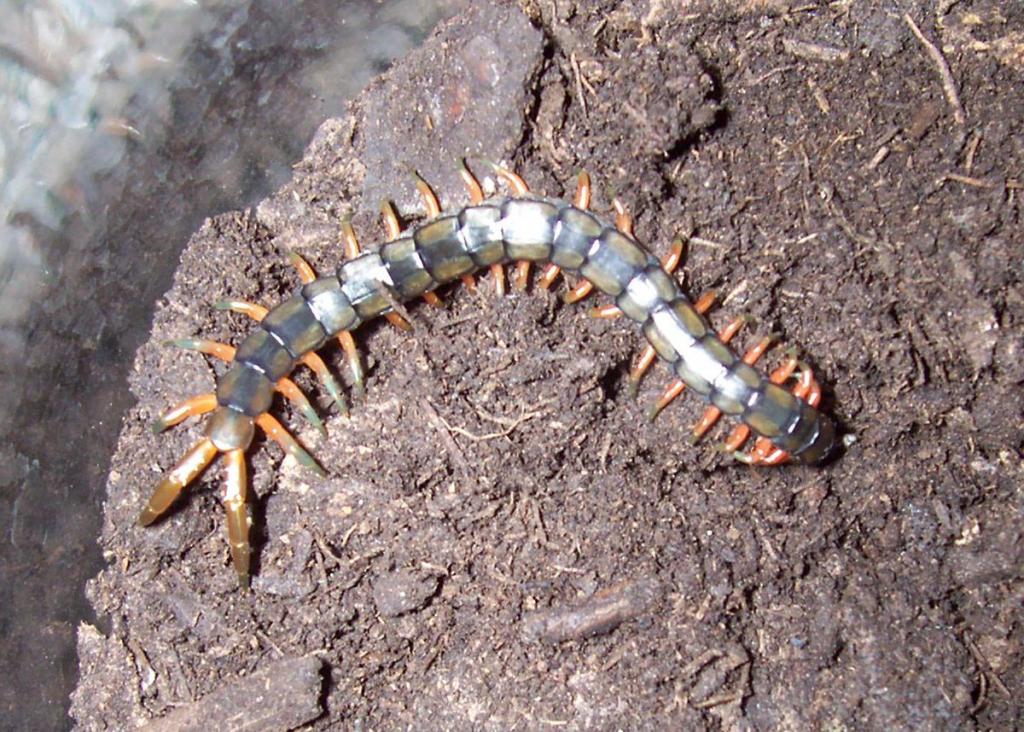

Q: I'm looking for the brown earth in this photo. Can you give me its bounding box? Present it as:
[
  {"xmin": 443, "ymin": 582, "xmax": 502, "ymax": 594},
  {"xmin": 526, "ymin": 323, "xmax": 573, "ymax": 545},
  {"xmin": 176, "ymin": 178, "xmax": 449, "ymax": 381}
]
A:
[{"xmin": 73, "ymin": 1, "xmax": 1022, "ymax": 729}]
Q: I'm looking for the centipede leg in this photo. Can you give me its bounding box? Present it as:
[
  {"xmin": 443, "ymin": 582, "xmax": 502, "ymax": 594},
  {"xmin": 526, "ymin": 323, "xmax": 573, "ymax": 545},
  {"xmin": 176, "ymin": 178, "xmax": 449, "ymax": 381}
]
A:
[
  {"xmin": 254, "ymin": 413, "xmax": 326, "ymax": 476},
  {"xmin": 169, "ymin": 338, "xmax": 326, "ymax": 434},
  {"xmin": 627, "ymin": 345, "xmax": 657, "ymax": 398},
  {"xmin": 274, "ymin": 378, "xmax": 327, "ymax": 436},
  {"xmin": 563, "ymin": 279, "xmax": 594, "ymax": 304},
  {"xmin": 613, "ymin": 199, "xmax": 634, "ymax": 237},
  {"xmin": 380, "ymin": 200, "xmax": 402, "ymax": 240},
  {"xmin": 288, "ymin": 251, "xmax": 316, "ymax": 285},
  {"xmin": 152, "ymin": 393, "xmax": 218, "ymax": 433},
  {"xmin": 223, "ymin": 448, "xmax": 251, "ymax": 587},
  {"xmin": 539, "ymin": 172, "xmax": 592, "ymax": 291},
  {"xmin": 413, "ymin": 172, "xmax": 442, "ymax": 218},
  {"xmin": 138, "ymin": 438, "xmax": 219, "ymax": 526},
  {"xmin": 341, "ymin": 220, "xmax": 361, "ymax": 260},
  {"xmin": 422, "ymin": 291, "xmax": 444, "ymax": 308},
  {"xmin": 490, "ymin": 264, "xmax": 507, "ymax": 296},
  {"xmin": 338, "ymin": 331, "xmax": 364, "ymax": 398}
]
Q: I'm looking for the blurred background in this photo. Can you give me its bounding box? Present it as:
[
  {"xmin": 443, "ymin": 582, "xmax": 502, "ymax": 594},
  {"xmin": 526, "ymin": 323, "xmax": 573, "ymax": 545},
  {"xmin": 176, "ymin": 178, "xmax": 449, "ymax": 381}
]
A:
[{"xmin": 0, "ymin": 1, "xmax": 457, "ymax": 726}]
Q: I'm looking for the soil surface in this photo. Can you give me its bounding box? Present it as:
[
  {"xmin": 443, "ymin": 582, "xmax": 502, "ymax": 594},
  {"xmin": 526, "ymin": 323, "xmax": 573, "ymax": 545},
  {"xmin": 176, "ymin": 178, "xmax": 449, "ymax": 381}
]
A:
[{"xmin": 73, "ymin": 1, "xmax": 1022, "ymax": 729}]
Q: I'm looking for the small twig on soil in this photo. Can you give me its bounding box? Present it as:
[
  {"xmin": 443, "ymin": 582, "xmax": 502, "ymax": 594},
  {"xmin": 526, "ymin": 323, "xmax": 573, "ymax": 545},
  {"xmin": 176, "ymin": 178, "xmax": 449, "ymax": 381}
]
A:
[
  {"xmin": 965, "ymin": 632, "xmax": 1012, "ymax": 698},
  {"xmin": 691, "ymin": 665, "xmax": 750, "ymax": 709},
  {"xmin": 748, "ymin": 65, "xmax": 794, "ymax": 87},
  {"xmin": 866, "ymin": 145, "xmax": 890, "ymax": 170},
  {"xmin": 521, "ymin": 578, "xmax": 662, "ymax": 643},
  {"xmin": 782, "ymin": 38, "xmax": 849, "ymax": 63},
  {"xmin": 420, "ymin": 399, "xmax": 472, "ymax": 474},
  {"xmin": 903, "ymin": 13, "xmax": 966, "ymax": 126},
  {"xmin": 685, "ymin": 234, "xmax": 726, "ymax": 251},
  {"xmin": 963, "ymin": 130, "xmax": 982, "ymax": 172},
  {"xmin": 942, "ymin": 172, "xmax": 996, "ymax": 188},
  {"xmin": 569, "ymin": 52, "xmax": 589, "ymax": 119},
  {"xmin": 440, "ymin": 404, "xmax": 545, "ymax": 442}
]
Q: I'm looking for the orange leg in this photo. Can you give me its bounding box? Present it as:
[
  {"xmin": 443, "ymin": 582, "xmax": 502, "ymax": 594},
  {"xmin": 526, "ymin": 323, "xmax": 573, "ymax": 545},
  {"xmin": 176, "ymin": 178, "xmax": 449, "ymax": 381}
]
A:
[
  {"xmin": 490, "ymin": 162, "xmax": 530, "ymax": 195},
  {"xmin": 648, "ymin": 380, "xmax": 686, "ymax": 420},
  {"xmin": 539, "ymin": 172, "xmax": 591, "ymax": 291},
  {"xmin": 288, "ymin": 251, "xmax": 316, "ymax": 284},
  {"xmin": 490, "ymin": 263, "xmax": 506, "ymax": 297},
  {"xmin": 138, "ymin": 438, "xmax": 219, "ymax": 526},
  {"xmin": 537, "ymin": 263, "xmax": 562, "ymax": 290},
  {"xmin": 512, "ymin": 260, "xmax": 532, "ymax": 291},
  {"xmin": 459, "ymin": 160, "xmax": 485, "ymax": 204},
  {"xmin": 385, "ymin": 312, "xmax": 414, "ymax": 331},
  {"xmin": 341, "ymin": 220, "xmax": 361, "ymax": 260},
  {"xmin": 627, "ymin": 345, "xmax": 658, "ymax": 397},
  {"xmin": 612, "ymin": 199, "xmax": 634, "ymax": 237},
  {"xmin": 223, "ymin": 448, "xmax": 250, "ymax": 587},
  {"xmin": 254, "ymin": 413, "xmax": 325, "ymax": 476},
  {"xmin": 337, "ymin": 331, "xmax": 364, "ymax": 397},
  {"xmin": 563, "ymin": 279, "xmax": 594, "ymax": 304},
  {"xmin": 591, "ymin": 303, "xmax": 623, "ymax": 319},
  {"xmin": 413, "ymin": 172, "xmax": 442, "ymax": 218},
  {"xmin": 152, "ymin": 393, "xmax": 218, "ymax": 433},
  {"xmin": 380, "ymin": 200, "xmax": 402, "ymax": 240}
]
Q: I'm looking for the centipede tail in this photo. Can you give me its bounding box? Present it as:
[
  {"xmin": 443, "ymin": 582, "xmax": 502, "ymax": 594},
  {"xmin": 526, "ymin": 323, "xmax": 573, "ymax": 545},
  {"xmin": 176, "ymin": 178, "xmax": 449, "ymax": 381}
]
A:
[{"xmin": 143, "ymin": 160, "xmax": 835, "ymax": 586}]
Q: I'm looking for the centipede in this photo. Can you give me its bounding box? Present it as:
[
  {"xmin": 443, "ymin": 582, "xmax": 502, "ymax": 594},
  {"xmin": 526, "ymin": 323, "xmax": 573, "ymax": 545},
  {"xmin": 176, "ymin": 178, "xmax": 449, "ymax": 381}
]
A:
[{"xmin": 140, "ymin": 160, "xmax": 836, "ymax": 587}]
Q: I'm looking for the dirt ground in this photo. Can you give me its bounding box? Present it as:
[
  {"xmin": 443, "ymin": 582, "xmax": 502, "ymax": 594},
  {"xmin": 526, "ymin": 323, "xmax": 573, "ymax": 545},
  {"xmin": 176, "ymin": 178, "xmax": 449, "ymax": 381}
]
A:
[{"xmin": 73, "ymin": 1, "xmax": 1022, "ymax": 729}]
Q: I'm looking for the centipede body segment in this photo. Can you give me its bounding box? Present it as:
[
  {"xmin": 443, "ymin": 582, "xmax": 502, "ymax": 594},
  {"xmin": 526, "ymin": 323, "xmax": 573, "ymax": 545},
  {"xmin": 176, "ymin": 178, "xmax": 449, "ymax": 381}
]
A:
[{"xmin": 142, "ymin": 161, "xmax": 835, "ymax": 587}]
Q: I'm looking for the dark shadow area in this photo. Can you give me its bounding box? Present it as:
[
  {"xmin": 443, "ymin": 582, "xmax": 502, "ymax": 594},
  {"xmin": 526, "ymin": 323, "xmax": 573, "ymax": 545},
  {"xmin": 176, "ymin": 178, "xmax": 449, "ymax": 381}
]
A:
[{"xmin": 0, "ymin": 1, "xmax": 458, "ymax": 727}]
